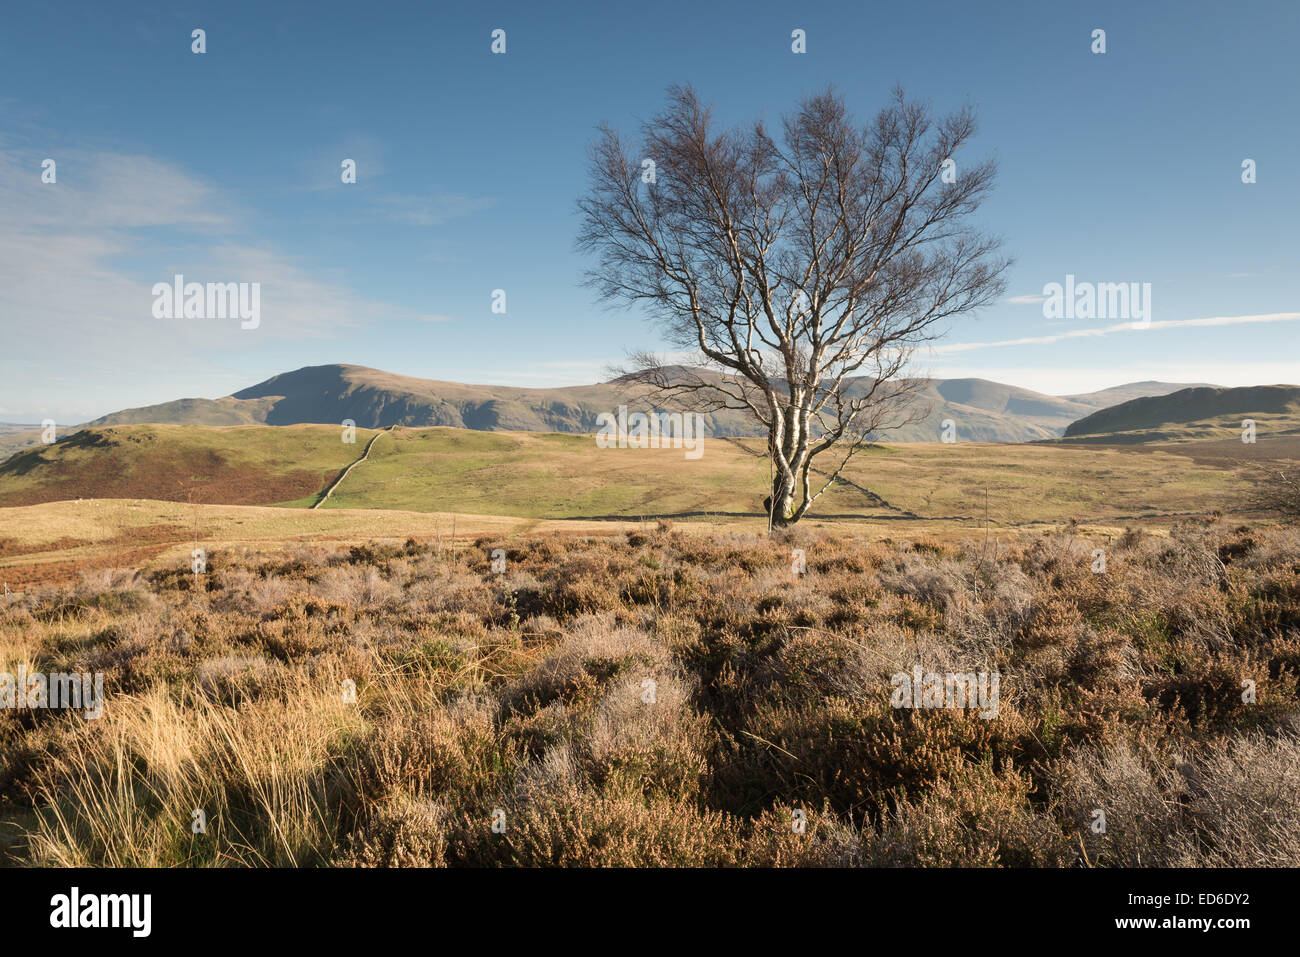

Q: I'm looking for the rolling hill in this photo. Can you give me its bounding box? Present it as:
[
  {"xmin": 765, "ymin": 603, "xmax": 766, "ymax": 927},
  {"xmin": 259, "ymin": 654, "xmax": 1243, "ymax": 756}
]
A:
[
  {"xmin": 1063, "ymin": 384, "xmax": 1300, "ymax": 443},
  {"xmin": 77, "ymin": 363, "xmax": 1206, "ymax": 444},
  {"xmin": 0, "ymin": 424, "xmax": 367, "ymax": 509}
]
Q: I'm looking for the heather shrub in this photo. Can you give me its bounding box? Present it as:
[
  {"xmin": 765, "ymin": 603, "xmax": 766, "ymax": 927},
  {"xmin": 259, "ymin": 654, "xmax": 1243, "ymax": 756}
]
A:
[{"xmin": 3, "ymin": 521, "xmax": 1297, "ymax": 867}]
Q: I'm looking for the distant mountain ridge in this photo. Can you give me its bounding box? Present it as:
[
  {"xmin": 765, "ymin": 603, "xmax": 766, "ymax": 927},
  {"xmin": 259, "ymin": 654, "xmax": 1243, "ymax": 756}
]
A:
[
  {"xmin": 1063, "ymin": 384, "xmax": 1300, "ymax": 442},
  {"xmin": 79, "ymin": 364, "xmax": 1212, "ymax": 445}
]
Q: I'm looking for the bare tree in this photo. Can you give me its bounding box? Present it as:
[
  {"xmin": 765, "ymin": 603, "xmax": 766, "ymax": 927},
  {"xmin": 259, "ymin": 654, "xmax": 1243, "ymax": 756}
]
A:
[{"xmin": 577, "ymin": 85, "xmax": 1009, "ymax": 527}]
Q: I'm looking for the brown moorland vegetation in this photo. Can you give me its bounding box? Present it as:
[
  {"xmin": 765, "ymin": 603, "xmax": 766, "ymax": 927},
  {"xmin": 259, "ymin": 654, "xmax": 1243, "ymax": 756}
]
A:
[{"xmin": 1, "ymin": 519, "xmax": 1298, "ymax": 867}]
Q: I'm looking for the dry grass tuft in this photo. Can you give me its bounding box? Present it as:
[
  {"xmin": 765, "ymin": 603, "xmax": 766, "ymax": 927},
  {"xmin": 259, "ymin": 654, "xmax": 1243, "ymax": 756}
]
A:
[{"xmin": 3, "ymin": 522, "xmax": 1298, "ymax": 866}]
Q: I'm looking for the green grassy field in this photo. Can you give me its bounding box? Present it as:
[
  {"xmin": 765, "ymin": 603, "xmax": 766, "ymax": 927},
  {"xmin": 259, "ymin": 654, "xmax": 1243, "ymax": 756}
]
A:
[
  {"xmin": 322, "ymin": 428, "xmax": 766, "ymax": 517},
  {"xmin": 321, "ymin": 425, "xmax": 1269, "ymax": 527},
  {"xmin": 1, "ymin": 422, "xmax": 1287, "ymax": 529}
]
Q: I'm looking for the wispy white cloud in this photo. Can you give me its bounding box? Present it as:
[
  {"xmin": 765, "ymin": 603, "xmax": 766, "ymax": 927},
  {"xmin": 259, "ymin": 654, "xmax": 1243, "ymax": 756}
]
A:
[
  {"xmin": 0, "ymin": 146, "xmax": 454, "ymax": 414},
  {"xmin": 374, "ymin": 192, "xmax": 497, "ymax": 227},
  {"xmin": 1004, "ymin": 293, "xmax": 1048, "ymax": 304},
  {"xmin": 928, "ymin": 312, "xmax": 1300, "ymax": 356},
  {"xmin": 0, "ymin": 149, "xmax": 232, "ymax": 230},
  {"xmin": 294, "ymin": 135, "xmax": 387, "ymax": 191},
  {"xmin": 0, "ymin": 148, "xmax": 445, "ymax": 340}
]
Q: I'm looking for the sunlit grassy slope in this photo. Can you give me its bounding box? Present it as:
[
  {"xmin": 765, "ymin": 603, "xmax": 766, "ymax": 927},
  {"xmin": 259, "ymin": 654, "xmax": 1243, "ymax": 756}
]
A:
[
  {"xmin": 321, "ymin": 428, "xmax": 768, "ymax": 517},
  {"xmin": 321, "ymin": 426, "xmax": 1261, "ymax": 525},
  {"xmin": 1, "ymin": 422, "xmax": 1287, "ymax": 527}
]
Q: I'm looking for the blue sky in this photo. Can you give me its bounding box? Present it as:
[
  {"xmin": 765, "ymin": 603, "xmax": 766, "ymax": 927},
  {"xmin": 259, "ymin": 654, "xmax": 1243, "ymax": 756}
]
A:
[{"xmin": 1, "ymin": 0, "xmax": 1297, "ymax": 422}]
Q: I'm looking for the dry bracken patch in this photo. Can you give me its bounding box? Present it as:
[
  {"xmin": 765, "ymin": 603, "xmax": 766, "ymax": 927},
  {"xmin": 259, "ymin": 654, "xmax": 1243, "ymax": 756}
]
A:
[{"xmin": 1, "ymin": 520, "xmax": 1297, "ymax": 867}]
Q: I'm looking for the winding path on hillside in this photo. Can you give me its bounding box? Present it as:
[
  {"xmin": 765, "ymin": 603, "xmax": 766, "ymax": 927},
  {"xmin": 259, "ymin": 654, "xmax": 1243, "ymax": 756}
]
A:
[{"xmin": 312, "ymin": 425, "xmax": 395, "ymax": 509}]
